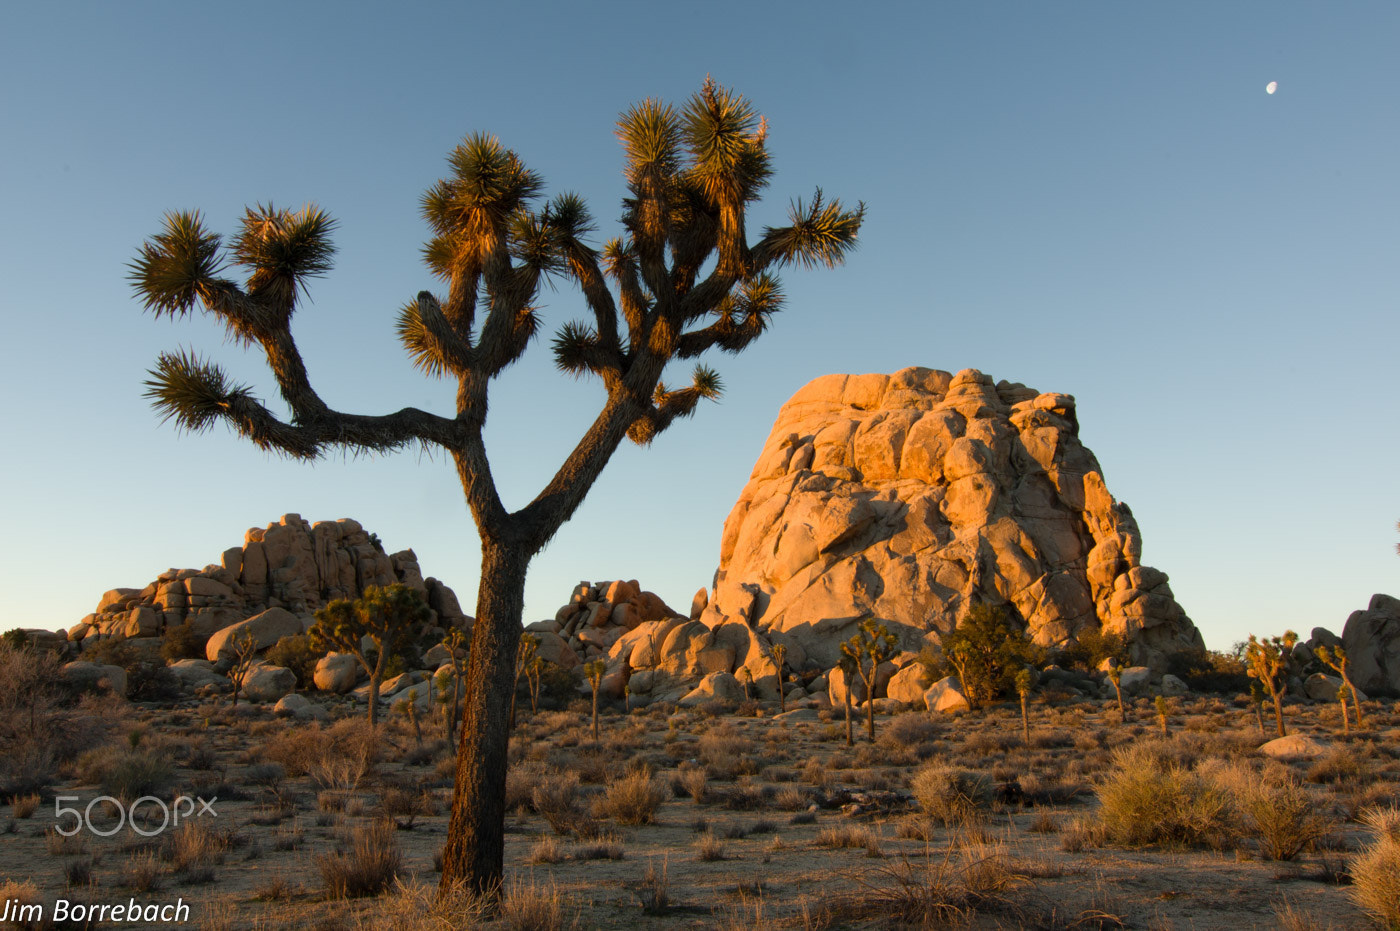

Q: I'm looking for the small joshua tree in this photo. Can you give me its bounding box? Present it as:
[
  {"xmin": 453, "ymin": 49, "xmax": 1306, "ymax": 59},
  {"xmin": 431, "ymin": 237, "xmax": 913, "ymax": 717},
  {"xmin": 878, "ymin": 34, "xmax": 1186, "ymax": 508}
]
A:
[
  {"xmin": 1154, "ymin": 695, "xmax": 1169, "ymax": 736},
  {"xmin": 584, "ymin": 659, "xmax": 606, "ymax": 741},
  {"xmin": 1015, "ymin": 668, "xmax": 1033, "ymax": 745},
  {"xmin": 841, "ymin": 618, "xmax": 897, "ymax": 742},
  {"xmin": 439, "ymin": 627, "xmax": 470, "ymax": 738},
  {"xmin": 1106, "ymin": 661, "xmax": 1127, "ymax": 723},
  {"xmin": 837, "ymin": 653, "xmax": 857, "ymax": 747},
  {"xmin": 510, "ymin": 633, "xmax": 539, "ymax": 728},
  {"xmin": 770, "ymin": 643, "xmax": 787, "ymax": 713},
  {"xmin": 1244, "ymin": 631, "xmax": 1297, "ymax": 738},
  {"xmin": 227, "ymin": 631, "xmax": 259, "ymax": 708},
  {"xmin": 1249, "ymin": 678, "xmax": 1267, "ymax": 736},
  {"xmin": 1315, "ymin": 644, "xmax": 1364, "ymax": 728},
  {"xmin": 525, "ymin": 655, "xmax": 545, "ymax": 715},
  {"xmin": 738, "ymin": 666, "xmax": 752, "ymax": 701},
  {"xmin": 310, "ymin": 583, "xmax": 431, "ymax": 728}
]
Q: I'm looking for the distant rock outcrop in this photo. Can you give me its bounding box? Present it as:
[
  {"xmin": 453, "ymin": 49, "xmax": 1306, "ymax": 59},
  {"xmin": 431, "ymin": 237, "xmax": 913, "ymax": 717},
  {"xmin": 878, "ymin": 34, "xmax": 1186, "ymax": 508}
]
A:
[
  {"xmin": 68, "ymin": 514, "xmax": 469, "ymax": 645},
  {"xmin": 700, "ymin": 368, "xmax": 1204, "ymax": 669}
]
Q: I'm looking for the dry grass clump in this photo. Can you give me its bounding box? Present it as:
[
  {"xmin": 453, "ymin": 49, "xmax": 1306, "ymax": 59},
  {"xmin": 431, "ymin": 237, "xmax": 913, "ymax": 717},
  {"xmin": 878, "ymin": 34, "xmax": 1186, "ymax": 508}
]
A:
[
  {"xmin": 698, "ymin": 723, "xmax": 757, "ymax": 780},
  {"xmin": 531, "ymin": 772, "xmax": 597, "ymax": 836},
  {"xmin": 159, "ymin": 818, "xmax": 229, "ymax": 876},
  {"xmin": 496, "ymin": 875, "xmax": 578, "ymax": 931},
  {"xmin": 1350, "ymin": 806, "xmax": 1400, "ymax": 929},
  {"xmin": 824, "ymin": 834, "xmax": 1021, "ymax": 927},
  {"xmin": 671, "ymin": 764, "xmax": 708, "ymax": 803},
  {"xmin": 74, "ymin": 747, "xmax": 173, "ymax": 802},
  {"xmin": 592, "ymin": 770, "xmax": 668, "ymax": 825},
  {"xmin": 1094, "ymin": 742, "xmax": 1234, "ymax": 848},
  {"xmin": 351, "ymin": 879, "xmax": 488, "ymax": 931},
  {"xmin": 316, "ymin": 819, "xmax": 402, "ymax": 899},
  {"xmin": 910, "ymin": 762, "xmax": 993, "ymax": 825}
]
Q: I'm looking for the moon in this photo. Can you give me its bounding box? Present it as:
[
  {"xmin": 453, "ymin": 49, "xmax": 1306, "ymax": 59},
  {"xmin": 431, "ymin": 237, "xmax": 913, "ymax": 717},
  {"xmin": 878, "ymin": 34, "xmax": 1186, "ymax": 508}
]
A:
[{"xmin": 1266, "ymin": 81, "xmax": 1278, "ymax": 94}]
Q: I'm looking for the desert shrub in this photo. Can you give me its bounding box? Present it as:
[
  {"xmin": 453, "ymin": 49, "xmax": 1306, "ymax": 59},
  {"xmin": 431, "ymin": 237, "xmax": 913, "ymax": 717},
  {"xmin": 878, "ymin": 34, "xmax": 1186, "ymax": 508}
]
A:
[
  {"xmin": 262, "ymin": 717, "xmax": 378, "ymax": 787},
  {"xmin": 160, "ymin": 621, "xmax": 204, "ymax": 662},
  {"xmin": 1168, "ymin": 647, "xmax": 1250, "ymax": 693},
  {"xmin": 910, "ymin": 762, "xmax": 993, "ymax": 824},
  {"xmin": 1095, "ymin": 742, "xmax": 1235, "ymax": 848},
  {"xmin": 671, "ymin": 764, "xmax": 707, "ymax": 804},
  {"xmin": 535, "ymin": 663, "xmax": 584, "ymax": 711},
  {"xmin": 1061, "ymin": 627, "xmax": 1127, "ymax": 672},
  {"xmin": 1207, "ymin": 760, "xmax": 1329, "ymax": 860},
  {"xmin": 940, "ymin": 605, "xmax": 1044, "ymax": 706},
  {"xmin": 160, "ymin": 818, "xmax": 228, "ymax": 874},
  {"xmin": 317, "ymin": 819, "xmax": 403, "ymax": 899},
  {"xmin": 0, "ymin": 641, "xmax": 67, "ymax": 796},
  {"xmin": 83, "ymin": 638, "xmax": 180, "ymax": 701},
  {"xmin": 532, "ymin": 772, "xmax": 588, "ymax": 836},
  {"xmin": 1351, "ymin": 809, "xmax": 1400, "ymax": 929},
  {"xmin": 265, "ymin": 634, "xmax": 324, "ymax": 689},
  {"xmin": 881, "ymin": 713, "xmax": 940, "ymax": 750},
  {"xmin": 76, "ymin": 748, "xmax": 173, "ymax": 802},
  {"xmin": 698, "ymin": 724, "xmax": 756, "ymax": 780}
]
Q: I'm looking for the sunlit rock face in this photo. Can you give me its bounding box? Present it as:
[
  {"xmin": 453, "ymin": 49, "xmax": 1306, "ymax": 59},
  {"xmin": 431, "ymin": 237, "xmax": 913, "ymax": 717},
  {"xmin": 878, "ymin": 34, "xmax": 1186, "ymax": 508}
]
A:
[
  {"xmin": 701, "ymin": 367, "xmax": 1204, "ymax": 670},
  {"xmin": 71, "ymin": 514, "xmax": 469, "ymax": 643}
]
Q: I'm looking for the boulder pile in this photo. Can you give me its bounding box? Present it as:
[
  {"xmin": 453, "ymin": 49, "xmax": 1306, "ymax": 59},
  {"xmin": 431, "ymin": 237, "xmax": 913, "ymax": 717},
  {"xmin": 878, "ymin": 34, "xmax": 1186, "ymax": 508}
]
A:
[
  {"xmin": 67, "ymin": 513, "xmax": 468, "ymax": 644},
  {"xmin": 44, "ymin": 514, "xmax": 470, "ymax": 706}
]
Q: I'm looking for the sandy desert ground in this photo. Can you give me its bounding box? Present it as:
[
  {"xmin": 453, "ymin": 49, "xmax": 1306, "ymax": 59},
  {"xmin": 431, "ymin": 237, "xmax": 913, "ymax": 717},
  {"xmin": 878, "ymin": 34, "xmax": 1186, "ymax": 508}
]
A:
[{"xmin": 2, "ymin": 685, "xmax": 1399, "ymax": 931}]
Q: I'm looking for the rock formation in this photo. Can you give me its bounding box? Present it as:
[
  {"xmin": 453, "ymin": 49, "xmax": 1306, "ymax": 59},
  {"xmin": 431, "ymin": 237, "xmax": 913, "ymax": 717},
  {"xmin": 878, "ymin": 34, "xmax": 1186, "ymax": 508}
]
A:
[
  {"xmin": 701, "ymin": 368, "xmax": 1203, "ymax": 669},
  {"xmin": 67, "ymin": 513, "xmax": 468, "ymax": 645},
  {"xmin": 1339, "ymin": 594, "xmax": 1400, "ymax": 695}
]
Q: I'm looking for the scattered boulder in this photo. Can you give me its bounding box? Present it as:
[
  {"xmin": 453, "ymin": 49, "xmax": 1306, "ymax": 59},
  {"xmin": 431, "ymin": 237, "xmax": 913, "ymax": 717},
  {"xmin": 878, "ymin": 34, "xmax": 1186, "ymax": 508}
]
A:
[
  {"xmin": 167, "ymin": 659, "xmax": 229, "ymax": 693},
  {"xmin": 678, "ymin": 671, "xmax": 744, "ymax": 706},
  {"xmin": 1259, "ymin": 734, "xmax": 1331, "ymax": 760},
  {"xmin": 204, "ymin": 608, "xmax": 304, "ymax": 662},
  {"xmin": 274, "ymin": 693, "xmax": 326, "ymax": 721},
  {"xmin": 314, "ymin": 653, "xmax": 360, "ymax": 693},
  {"xmin": 240, "ymin": 664, "xmax": 297, "ymax": 703},
  {"xmin": 923, "ymin": 676, "xmax": 970, "ymax": 713},
  {"xmin": 61, "ymin": 661, "xmax": 128, "ymax": 698}
]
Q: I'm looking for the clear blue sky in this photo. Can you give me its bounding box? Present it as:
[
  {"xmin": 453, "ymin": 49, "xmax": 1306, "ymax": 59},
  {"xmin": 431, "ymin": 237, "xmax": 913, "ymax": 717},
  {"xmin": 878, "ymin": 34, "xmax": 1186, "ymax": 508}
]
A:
[{"xmin": 2, "ymin": 2, "xmax": 1396, "ymax": 652}]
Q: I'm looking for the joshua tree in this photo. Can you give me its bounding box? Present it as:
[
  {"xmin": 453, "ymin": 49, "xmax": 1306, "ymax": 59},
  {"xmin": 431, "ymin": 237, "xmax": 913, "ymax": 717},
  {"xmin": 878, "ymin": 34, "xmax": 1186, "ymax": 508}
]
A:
[
  {"xmin": 1244, "ymin": 631, "xmax": 1297, "ymax": 738},
  {"xmin": 838, "ymin": 652, "xmax": 857, "ymax": 747},
  {"xmin": 770, "ymin": 642, "xmax": 787, "ymax": 712},
  {"xmin": 1154, "ymin": 695, "xmax": 1169, "ymax": 736},
  {"xmin": 438, "ymin": 627, "xmax": 470, "ymax": 738},
  {"xmin": 227, "ymin": 631, "xmax": 259, "ymax": 708},
  {"xmin": 129, "ymin": 79, "xmax": 861, "ymax": 896},
  {"xmin": 1015, "ymin": 668, "xmax": 1033, "ymax": 744},
  {"xmin": 583, "ymin": 659, "xmax": 606, "ymax": 740},
  {"xmin": 525, "ymin": 655, "xmax": 546, "ymax": 716},
  {"xmin": 1249, "ymin": 678, "xmax": 1267, "ymax": 735},
  {"xmin": 310, "ymin": 583, "xmax": 431, "ymax": 728},
  {"xmin": 841, "ymin": 618, "xmax": 897, "ymax": 742},
  {"xmin": 1314, "ymin": 644, "xmax": 1364, "ymax": 728},
  {"xmin": 1106, "ymin": 661, "xmax": 1127, "ymax": 723},
  {"xmin": 738, "ymin": 666, "xmax": 752, "ymax": 701},
  {"xmin": 511, "ymin": 633, "xmax": 539, "ymax": 728}
]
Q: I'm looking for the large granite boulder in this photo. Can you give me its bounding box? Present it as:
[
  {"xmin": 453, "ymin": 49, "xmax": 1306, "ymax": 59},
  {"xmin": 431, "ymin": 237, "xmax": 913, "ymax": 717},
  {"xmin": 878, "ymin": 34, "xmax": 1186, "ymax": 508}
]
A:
[
  {"xmin": 1341, "ymin": 594, "xmax": 1400, "ymax": 695},
  {"xmin": 700, "ymin": 368, "xmax": 1203, "ymax": 671}
]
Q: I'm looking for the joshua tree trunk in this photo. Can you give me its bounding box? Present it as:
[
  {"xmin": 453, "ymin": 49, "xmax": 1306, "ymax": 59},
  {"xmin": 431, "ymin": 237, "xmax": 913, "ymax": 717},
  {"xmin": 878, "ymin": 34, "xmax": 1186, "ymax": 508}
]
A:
[
  {"xmin": 1020, "ymin": 694, "xmax": 1030, "ymax": 744},
  {"xmin": 1270, "ymin": 690, "xmax": 1286, "ymax": 737},
  {"xmin": 441, "ymin": 542, "xmax": 530, "ymax": 897},
  {"xmin": 1253, "ymin": 702, "xmax": 1265, "ymax": 735},
  {"xmin": 844, "ymin": 689, "xmax": 853, "ymax": 747}
]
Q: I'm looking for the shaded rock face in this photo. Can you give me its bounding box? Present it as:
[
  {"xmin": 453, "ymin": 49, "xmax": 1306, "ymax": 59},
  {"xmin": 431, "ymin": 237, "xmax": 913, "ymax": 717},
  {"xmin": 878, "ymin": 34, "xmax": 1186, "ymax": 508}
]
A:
[
  {"xmin": 703, "ymin": 368, "xmax": 1203, "ymax": 670},
  {"xmin": 1341, "ymin": 594, "xmax": 1400, "ymax": 696},
  {"xmin": 74, "ymin": 514, "xmax": 469, "ymax": 644}
]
